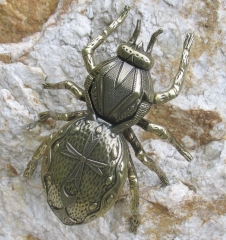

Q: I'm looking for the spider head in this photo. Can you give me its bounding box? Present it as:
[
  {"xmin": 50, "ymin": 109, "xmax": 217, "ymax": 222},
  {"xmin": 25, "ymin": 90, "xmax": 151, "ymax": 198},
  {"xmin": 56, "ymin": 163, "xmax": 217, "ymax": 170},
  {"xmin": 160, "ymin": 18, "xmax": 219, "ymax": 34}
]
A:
[{"xmin": 117, "ymin": 20, "xmax": 162, "ymax": 71}]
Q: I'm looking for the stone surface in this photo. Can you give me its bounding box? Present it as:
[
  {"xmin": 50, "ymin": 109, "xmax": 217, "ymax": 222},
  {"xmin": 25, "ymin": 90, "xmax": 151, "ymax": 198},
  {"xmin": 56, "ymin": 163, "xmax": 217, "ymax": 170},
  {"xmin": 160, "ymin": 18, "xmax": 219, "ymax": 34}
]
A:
[
  {"xmin": 0, "ymin": 0, "xmax": 59, "ymax": 43},
  {"xmin": 0, "ymin": 53, "xmax": 11, "ymax": 63},
  {"xmin": 0, "ymin": 0, "xmax": 226, "ymax": 239}
]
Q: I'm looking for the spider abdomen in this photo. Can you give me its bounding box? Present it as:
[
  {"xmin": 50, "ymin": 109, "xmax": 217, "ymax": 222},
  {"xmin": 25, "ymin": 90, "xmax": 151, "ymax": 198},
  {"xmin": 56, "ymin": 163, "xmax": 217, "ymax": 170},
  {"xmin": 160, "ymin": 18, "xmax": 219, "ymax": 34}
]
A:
[{"xmin": 41, "ymin": 117, "xmax": 129, "ymax": 225}]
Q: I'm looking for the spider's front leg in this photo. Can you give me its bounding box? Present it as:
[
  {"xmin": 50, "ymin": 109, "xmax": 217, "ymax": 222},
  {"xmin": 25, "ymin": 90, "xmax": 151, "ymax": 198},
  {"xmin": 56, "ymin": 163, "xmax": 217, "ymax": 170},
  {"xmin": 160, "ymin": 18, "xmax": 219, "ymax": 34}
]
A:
[
  {"xmin": 82, "ymin": 6, "xmax": 130, "ymax": 73},
  {"xmin": 154, "ymin": 33, "xmax": 194, "ymax": 104}
]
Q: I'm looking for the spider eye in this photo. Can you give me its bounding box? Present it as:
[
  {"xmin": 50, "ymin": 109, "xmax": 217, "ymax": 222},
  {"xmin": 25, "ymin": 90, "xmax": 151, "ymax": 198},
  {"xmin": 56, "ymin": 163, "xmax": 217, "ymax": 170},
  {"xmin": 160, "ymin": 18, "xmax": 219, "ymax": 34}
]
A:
[{"xmin": 117, "ymin": 44, "xmax": 154, "ymax": 70}]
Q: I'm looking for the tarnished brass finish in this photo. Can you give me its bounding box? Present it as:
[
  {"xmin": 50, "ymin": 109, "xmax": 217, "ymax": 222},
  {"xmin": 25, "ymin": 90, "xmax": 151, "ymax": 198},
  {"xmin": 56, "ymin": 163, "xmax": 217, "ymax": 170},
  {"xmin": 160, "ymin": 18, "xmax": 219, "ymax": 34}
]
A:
[
  {"xmin": 41, "ymin": 117, "xmax": 128, "ymax": 225},
  {"xmin": 43, "ymin": 81, "xmax": 85, "ymax": 101},
  {"xmin": 153, "ymin": 33, "xmax": 194, "ymax": 104},
  {"xmin": 124, "ymin": 128, "xmax": 169, "ymax": 185},
  {"xmin": 137, "ymin": 118, "xmax": 192, "ymax": 162},
  {"xmin": 39, "ymin": 110, "xmax": 86, "ymax": 122},
  {"xmin": 82, "ymin": 6, "xmax": 130, "ymax": 73},
  {"xmin": 24, "ymin": 6, "xmax": 194, "ymax": 234},
  {"xmin": 24, "ymin": 133, "xmax": 54, "ymax": 179},
  {"xmin": 127, "ymin": 155, "xmax": 140, "ymax": 232}
]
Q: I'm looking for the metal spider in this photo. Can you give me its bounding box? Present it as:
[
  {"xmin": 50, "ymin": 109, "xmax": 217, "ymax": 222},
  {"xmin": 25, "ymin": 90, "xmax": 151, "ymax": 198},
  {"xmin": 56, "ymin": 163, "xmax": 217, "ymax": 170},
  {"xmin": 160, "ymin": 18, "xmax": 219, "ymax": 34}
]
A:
[{"xmin": 24, "ymin": 6, "xmax": 193, "ymax": 233}]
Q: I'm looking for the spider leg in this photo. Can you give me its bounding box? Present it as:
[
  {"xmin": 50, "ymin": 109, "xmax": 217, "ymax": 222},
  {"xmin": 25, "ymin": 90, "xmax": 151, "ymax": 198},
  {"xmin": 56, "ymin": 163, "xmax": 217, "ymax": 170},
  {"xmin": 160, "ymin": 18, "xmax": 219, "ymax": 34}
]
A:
[
  {"xmin": 137, "ymin": 118, "xmax": 192, "ymax": 162},
  {"xmin": 153, "ymin": 33, "xmax": 194, "ymax": 104},
  {"xmin": 40, "ymin": 80, "xmax": 87, "ymax": 122},
  {"xmin": 124, "ymin": 128, "xmax": 169, "ymax": 186},
  {"xmin": 23, "ymin": 133, "xmax": 55, "ymax": 178},
  {"xmin": 127, "ymin": 153, "xmax": 140, "ymax": 234},
  {"xmin": 39, "ymin": 110, "xmax": 87, "ymax": 122},
  {"xmin": 43, "ymin": 80, "xmax": 85, "ymax": 102},
  {"xmin": 24, "ymin": 110, "xmax": 88, "ymax": 178},
  {"xmin": 82, "ymin": 6, "xmax": 130, "ymax": 73}
]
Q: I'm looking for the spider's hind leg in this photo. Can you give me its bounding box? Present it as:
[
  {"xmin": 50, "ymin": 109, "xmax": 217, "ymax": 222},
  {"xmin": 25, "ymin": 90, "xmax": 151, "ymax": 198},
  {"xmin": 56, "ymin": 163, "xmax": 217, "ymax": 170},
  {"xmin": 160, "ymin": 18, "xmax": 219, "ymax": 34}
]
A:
[
  {"xmin": 127, "ymin": 154, "xmax": 140, "ymax": 234},
  {"xmin": 124, "ymin": 128, "xmax": 169, "ymax": 186},
  {"xmin": 23, "ymin": 133, "xmax": 55, "ymax": 178}
]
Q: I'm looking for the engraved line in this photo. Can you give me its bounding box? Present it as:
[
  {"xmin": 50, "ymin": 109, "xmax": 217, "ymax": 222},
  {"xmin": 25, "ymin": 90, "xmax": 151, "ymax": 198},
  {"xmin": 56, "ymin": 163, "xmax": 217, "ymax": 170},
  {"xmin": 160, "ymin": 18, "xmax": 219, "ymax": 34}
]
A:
[
  {"xmin": 86, "ymin": 161, "xmax": 103, "ymax": 176},
  {"xmin": 66, "ymin": 142, "xmax": 82, "ymax": 158},
  {"xmin": 86, "ymin": 158, "xmax": 108, "ymax": 168},
  {"xmin": 82, "ymin": 133, "xmax": 100, "ymax": 157}
]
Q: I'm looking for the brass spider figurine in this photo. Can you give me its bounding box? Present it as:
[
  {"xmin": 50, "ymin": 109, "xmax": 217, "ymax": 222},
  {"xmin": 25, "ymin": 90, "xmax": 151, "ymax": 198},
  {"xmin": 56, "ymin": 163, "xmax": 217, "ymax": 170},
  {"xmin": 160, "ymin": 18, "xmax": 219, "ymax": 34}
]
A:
[{"xmin": 24, "ymin": 6, "xmax": 193, "ymax": 233}]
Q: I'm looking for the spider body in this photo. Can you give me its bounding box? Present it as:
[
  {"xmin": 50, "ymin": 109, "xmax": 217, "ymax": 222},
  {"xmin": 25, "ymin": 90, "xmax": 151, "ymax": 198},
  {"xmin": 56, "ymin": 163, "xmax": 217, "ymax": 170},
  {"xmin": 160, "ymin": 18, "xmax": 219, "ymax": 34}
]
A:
[
  {"xmin": 24, "ymin": 6, "xmax": 194, "ymax": 233},
  {"xmin": 90, "ymin": 57, "xmax": 154, "ymax": 124}
]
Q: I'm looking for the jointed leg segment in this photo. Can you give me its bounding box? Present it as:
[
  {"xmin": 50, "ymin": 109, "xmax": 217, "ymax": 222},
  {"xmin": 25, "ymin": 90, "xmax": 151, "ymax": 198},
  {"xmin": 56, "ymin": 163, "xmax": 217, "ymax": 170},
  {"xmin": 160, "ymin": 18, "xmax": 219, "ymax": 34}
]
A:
[
  {"xmin": 127, "ymin": 155, "xmax": 140, "ymax": 234},
  {"xmin": 39, "ymin": 110, "xmax": 87, "ymax": 122},
  {"xmin": 43, "ymin": 81, "xmax": 85, "ymax": 102},
  {"xmin": 137, "ymin": 118, "xmax": 192, "ymax": 162},
  {"xmin": 24, "ymin": 133, "xmax": 55, "ymax": 178},
  {"xmin": 24, "ymin": 77, "xmax": 88, "ymax": 178},
  {"xmin": 153, "ymin": 33, "xmax": 194, "ymax": 104},
  {"xmin": 24, "ymin": 109, "xmax": 87, "ymax": 178},
  {"xmin": 82, "ymin": 6, "xmax": 130, "ymax": 73},
  {"xmin": 124, "ymin": 128, "xmax": 169, "ymax": 186},
  {"xmin": 40, "ymin": 80, "xmax": 87, "ymax": 122}
]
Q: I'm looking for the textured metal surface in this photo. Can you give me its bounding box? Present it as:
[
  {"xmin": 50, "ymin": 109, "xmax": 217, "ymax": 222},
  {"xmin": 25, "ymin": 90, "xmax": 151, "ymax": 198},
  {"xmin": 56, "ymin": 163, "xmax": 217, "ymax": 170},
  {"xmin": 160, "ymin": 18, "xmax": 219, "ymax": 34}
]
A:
[
  {"xmin": 90, "ymin": 57, "xmax": 154, "ymax": 123},
  {"xmin": 23, "ymin": 5, "xmax": 194, "ymax": 234},
  {"xmin": 82, "ymin": 6, "xmax": 130, "ymax": 73},
  {"xmin": 137, "ymin": 118, "xmax": 192, "ymax": 162},
  {"xmin": 153, "ymin": 33, "xmax": 194, "ymax": 104},
  {"xmin": 41, "ymin": 117, "xmax": 129, "ymax": 225}
]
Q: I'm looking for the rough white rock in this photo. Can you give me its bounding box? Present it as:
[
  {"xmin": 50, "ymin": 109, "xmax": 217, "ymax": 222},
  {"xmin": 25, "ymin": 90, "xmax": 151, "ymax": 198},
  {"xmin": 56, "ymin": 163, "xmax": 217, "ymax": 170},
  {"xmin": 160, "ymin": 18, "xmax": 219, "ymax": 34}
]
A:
[{"xmin": 0, "ymin": 0, "xmax": 226, "ymax": 239}]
